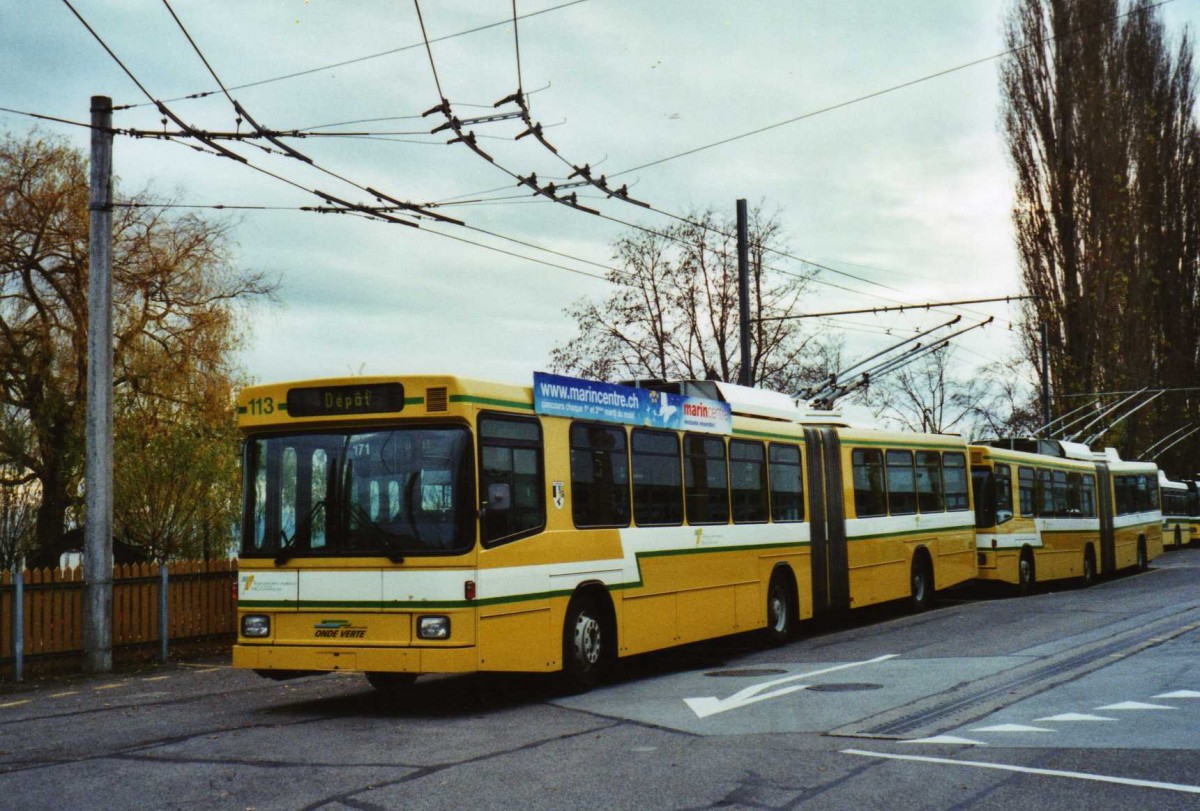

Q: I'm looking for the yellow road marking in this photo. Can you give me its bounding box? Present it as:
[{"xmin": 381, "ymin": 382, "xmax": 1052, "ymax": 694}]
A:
[
  {"xmin": 0, "ymin": 700, "xmax": 31, "ymax": 708},
  {"xmin": 49, "ymin": 691, "xmax": 79, "ymax": 698},
  {"xmin": 142, "ymin": 675, "xmax": 169, "ymax": 682},
  {"xmin": 93, "ymin": 683, "xmax": 123, "ymax": 691}
]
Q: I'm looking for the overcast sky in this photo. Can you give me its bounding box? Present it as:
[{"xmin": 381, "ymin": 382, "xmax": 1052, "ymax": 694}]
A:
[{"xmin": 4, "ymin": 0, "xmax": 1199, "ymax": 394}]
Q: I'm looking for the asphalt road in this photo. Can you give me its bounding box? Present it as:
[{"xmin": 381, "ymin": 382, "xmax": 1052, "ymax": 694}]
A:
[{"xmin": 2, "ymin": 548, "xmax": 1198, "ymax": 810}]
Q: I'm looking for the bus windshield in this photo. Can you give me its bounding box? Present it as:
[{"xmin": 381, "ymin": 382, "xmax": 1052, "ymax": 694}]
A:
[{"xmin": 242, "ymin": 426, "xmax": 474, "ymax": 559}]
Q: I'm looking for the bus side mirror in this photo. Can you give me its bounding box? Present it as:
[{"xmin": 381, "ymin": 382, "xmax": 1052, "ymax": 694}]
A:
[{"xmin": 486, "ymin": 483, "xmax": 512, "ymax": 511}]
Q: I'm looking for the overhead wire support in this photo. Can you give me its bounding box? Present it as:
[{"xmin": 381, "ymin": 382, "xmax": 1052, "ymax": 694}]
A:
[
  {"xmin": 808, "ymin": 318, "xmax": 994, "ymax": 409},
  {"xmin": 759, "ymin": 295, "xmax": 1031, "ymax": 321},
  {"xmin": 1147, "ymin": 424, "xmax": 1200, "ymax": 461},
  {"xmin": 1066, "ymin": 388, "xmax": 1150, "ymax": 443},
  {"xmin": 1082, "ymin": 389, "xmax": 1167, "ymax": 447},
  {"xmin": 801, "ymin": 315, "xmax": 962, "ymax": 401},
  {"xmin": 158, "ymin": 0, "xmax": 458, "ymax": 226},
  {"xmin": 1140, "ymin": 422, "xmax": 1200, "ymax": 459},
  {"xmin": 1035, "ymin": 396, "xmax": 1101, "ymax": 438}
]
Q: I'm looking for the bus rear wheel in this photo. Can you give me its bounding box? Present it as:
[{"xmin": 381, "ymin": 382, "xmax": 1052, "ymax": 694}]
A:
[
  {"xmin": 366, "ymin": 672, "xmax": 417, "ymax": 693},
  {"xmin": 1017, "ymin": 549, "xmax": 1036, "ymax": 595},
  {"xmin": 764, "ymin": 570, "xmax": 795, "ymax": 646},
  {"xmin": 560, "ymin": 596, "xmax": 607, "ymax": 693},
  {"xmin": 1082, "ymin": 548, "xmax": 1096, "ymax": 588},
  {"xmin": 908, "ymin": 554, "xmax": 934, "ymax": 613}
]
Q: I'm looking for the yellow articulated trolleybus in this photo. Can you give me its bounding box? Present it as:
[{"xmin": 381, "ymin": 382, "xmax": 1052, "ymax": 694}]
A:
[
  {"xmin": 970, "ymin": 439, "xmax": 1163, "ymax": 590},
  {"xmin": 1159, "ymin": 471, "xmax": 1199, "ymax": 550},
  {"xmin": 233, "ymin": 372, "xmax": 977, "ymax": 692}
]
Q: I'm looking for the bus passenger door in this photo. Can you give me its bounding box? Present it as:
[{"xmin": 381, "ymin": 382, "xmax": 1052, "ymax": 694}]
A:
[
  {"xmin": 804, "ymin": 428, "xmax": 849, "ymax": 615},
  {"xmin": 1095, "ymin": 464, "xmax": 1116, "ymax": 575}
]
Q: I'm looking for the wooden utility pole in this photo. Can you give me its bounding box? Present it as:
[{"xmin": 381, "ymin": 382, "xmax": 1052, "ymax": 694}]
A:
[
  {"xmin": 736, "ymin": 199, "xmax": 752, "ymax": 387},
  {"xmin": 84, "ymin": 95, "xmax": 114, "ymax": 673}
]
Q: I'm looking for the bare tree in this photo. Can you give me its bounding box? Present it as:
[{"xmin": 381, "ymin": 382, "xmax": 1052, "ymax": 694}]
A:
[
  {"xmin": 550, "ymin": 208, "xmax": 837, "ymax": 394},
  {"xmin": 1001, "ymin": 0, "xmax": 1200, "ymax": 468}
]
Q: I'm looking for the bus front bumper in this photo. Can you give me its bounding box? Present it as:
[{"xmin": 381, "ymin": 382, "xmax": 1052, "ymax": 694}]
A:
[{"xmin": 233, "ymin": 643, "xmax": 478, "ymax": 674}]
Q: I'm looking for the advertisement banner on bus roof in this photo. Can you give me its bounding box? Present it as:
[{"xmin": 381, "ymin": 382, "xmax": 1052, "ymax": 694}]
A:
[{"xmin": 533, "ymin": 372, "xmax": 732, "ymax": 435}]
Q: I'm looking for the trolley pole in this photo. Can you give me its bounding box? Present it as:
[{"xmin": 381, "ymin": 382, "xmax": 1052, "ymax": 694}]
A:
[
  {"xmin": 736, "ymin": 199, "xmax": 752, "ymax": 387},
  {"xmin": 1040, "ymin": 321, "xmax": 1052, "ymax": 437},
  {"xmin": 83, "ymin": 95, "xmax": 114, "ymax": 673}
]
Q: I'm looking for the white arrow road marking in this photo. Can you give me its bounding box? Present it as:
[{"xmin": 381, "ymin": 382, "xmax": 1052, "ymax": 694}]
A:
[
  {"xmin": 1034, "ymin": 713, "xmax": 1117, "ymax": 722},
  {"xmin": 971, "ymin": 723, "xmax": 1056, "ymax": 733},
  {"xmin": 902, "ymin": 735, "xmax": 988, "ymax": 746},
  {"xmin": 841, "ymin": 750, "xmax": 1200, "ymax": 795},
  {"xmin": 1154, "ymin": 690, "xmax": 1200, "ymax": 699},
  {"xmin": 1095, "ymin": 701, "xmax": 1177, "ymax": 711},
  {"xmin": 684, "ymin": 654, "xmax": 898, "ymax": 719}
]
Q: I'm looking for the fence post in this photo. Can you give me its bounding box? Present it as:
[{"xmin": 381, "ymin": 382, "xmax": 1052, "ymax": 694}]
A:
[
  {"xmin": 159, "ymin": 562, "xmax": 169, "ymax": 664},
  {"xmin": 13, "ymin": 560, "xmax": 23, "ymax": 683}
]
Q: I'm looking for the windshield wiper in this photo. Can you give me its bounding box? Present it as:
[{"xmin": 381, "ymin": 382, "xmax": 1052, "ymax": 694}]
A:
[
  {"xmin": 274, "ymin": 499, "xmax": 329, "ymax": 566},
  {"xmin": 346, "ymin": 502, "xmax": 408, "ymax": 564}
]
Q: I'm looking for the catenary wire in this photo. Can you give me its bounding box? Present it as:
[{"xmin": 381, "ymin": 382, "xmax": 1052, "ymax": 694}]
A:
[{"xmin": 115, "ymin": 0, "xmax": 590, "ymax": 109}]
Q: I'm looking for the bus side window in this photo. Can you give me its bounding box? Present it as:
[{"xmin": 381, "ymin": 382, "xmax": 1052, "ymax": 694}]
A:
[
  {"xmin": 995, "ymin": 464, "xmax": 1013, "ymax": 523},
  {"xmin": 729, "ymin": 439, "xmax": 768, "ymax": 524},
  {"xmin": 1052, "ymin": 470, "xmax": 1068, "ymax": 517},
  {"xmin": 943, "ymin": 452, "xmax": 970, "ymax": 511},
  {"xmin": 852, "ymin": 449, "xmax": 886, "ymax": 518},
  {"xmin": 769, "ymin": 443, "xmax": 804, "ymax": 522},
  {"xmin": 1066, "ymin": 472, "xmax": 1083, "ymax": 516},
  {"xmin": 916, "ymin": 451, "xmax": 944, "ymax": 513},
  {"xmin": 886, "ymin": 449, "xmax": 917, "ymax": 515},
  {"xmin": 479, "ymin": 414, "xmax": 545, "ymax": 545},
  {"xmin": 570, "ymin": 423, "xmax": 630, "ymax": 528},
  {"xmin": 1018, "ymin": 467, "xmax": 1035, "ymax": 517},
  {"xmin": 684, "ymin": 433, "xmax": 730, "ymax": 525},
  {"xmin": 1081, "ymin": 473, "xmax": 1096, "ymax": 517},
  {"xmin": 632, "ymin": 428, "xmax": 683, "ymax": 526},
  {"xmin": 1037, "ymin": 469, "xmax": 1055, "ymax": 516}
]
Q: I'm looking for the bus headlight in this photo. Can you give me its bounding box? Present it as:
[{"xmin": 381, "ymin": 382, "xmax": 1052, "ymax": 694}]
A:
[
  {"xmin": 417, "ymin": 616, "xmax": 450, "ymax": 639},
  {"xmin": 242, "ymin": 614, "xmax": 271, "ymax": 637}
]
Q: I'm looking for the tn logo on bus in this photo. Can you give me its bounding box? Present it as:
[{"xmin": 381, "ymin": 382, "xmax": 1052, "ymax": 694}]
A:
[{"xmin": 313, "ymin": 619, "xmax": 366, "ymax": 639}]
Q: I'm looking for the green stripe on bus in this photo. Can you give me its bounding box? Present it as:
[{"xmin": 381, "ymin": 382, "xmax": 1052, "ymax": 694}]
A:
[
  {"xmin": 449, "ymin": 394, "xmax": 534, "ymax": 410},
  {"xmin": 732, "ymin": 428, "xmax": 807, "ymax": 442},
  {"xmin": 847, "ymin": 523, "xmax": 976, "ymax": 542},
  {"xmin": 405, "ymin": 397, "xmax": 425, "ymax": 406}
]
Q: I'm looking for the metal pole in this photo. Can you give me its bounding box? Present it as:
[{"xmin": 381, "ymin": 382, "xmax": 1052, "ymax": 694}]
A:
[
  {"xmin": 84, "ymin": 95, "xmax": 114, "ymax": 673},
  {"xmin": 1040, "ymin": 321, "xmax": 1051, "ymax": 436},
  {"xmin": 159, "ymin": 563, "xmax": 169, "ymax": 664},
  {"xmin": 736, "ymin": 199, "xmax": 752, "ymax": 387},
  {"xmin": 13, "ymin": 560, "xmax": 23, "ymax": 683}
]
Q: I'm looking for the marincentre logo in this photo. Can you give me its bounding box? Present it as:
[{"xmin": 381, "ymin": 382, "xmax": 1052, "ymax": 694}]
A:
[{"xmin": 313, "ymin": 619, "xmax": 366, "ymax": 639}]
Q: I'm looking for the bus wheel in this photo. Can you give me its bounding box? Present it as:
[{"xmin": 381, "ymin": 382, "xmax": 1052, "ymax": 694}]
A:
[
  {"xmin": 1017, "ymin": 549, "xmax": 1036, "ymax": 595},
  {"xmin": 764, "ymin": 570, "xmax": 795, "ymax": 646},
  {"xmin": 561, "ymin": 597, "xmax": 605, "ymax": 693},
  {"xmin": 366, "ymin": 672, "xmax": 417, "ymax": 693},
  {"xmin": 1137, "ymin": 539, "xmax": 1148, "ymax": 572},
  {"xmin": 909, "ymin": 553, "xmax": 934, "ymax": 613},
  {"xmin": 1082, "ymin": 548, "xmax": 1096, "ymax": 588}
]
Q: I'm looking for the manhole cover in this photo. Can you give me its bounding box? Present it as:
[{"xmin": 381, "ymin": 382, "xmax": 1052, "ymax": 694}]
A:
[
  {"xmin": 806, "ymin": 682, "xmax": 883, "ymax": 692},
  {"xmin": 704, "ymin": 668, "xmax": 788, "ymax": 678}
]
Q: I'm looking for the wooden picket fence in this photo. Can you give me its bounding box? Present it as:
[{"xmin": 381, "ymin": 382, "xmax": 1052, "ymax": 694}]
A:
[{"xmin": 0, "ymin": 559, "xmax": 237, "ymax": 678}]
